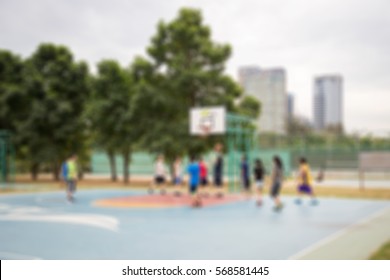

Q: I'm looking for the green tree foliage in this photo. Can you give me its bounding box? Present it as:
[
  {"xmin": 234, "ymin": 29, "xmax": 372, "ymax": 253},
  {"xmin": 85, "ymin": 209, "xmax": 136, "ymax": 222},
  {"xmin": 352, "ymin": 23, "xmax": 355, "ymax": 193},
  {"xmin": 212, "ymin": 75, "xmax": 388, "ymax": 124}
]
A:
[
  {"xmin": 325, "ymin": 124, "xmax": 344, "ymax": 136},
  {"xmin": 89, "ymin": 60, "xmax": 135, "ymax": 183},
  {"xmin": 20, "ymin": 44, "xmax": 90, "ymax": 180},
  {"xmin": 286, "ymin": 116, "xmax": 313, "ymax": 137},
  {"xmin": 132, "ymin": 8, "xmax": 243, "ymax": 172},
  {"xmin": 0, "ymin": 50, "xmax": 26, "ymax": 132},
  {"xmin": 237, "ymin": 96, "xmax": 261, "ymax": 118}
]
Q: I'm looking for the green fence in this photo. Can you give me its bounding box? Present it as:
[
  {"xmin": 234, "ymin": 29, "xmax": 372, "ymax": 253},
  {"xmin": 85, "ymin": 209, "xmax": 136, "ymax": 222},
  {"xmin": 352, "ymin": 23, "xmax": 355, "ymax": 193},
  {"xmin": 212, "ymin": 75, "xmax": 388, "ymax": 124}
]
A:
[
  {"xmin": 91, "ymin": 149, "xmax": 291, "ymax": 177},
  {"xmin": 91, "ymin": 147, "xmax": 389, "ymax": 179},
  {"xmin": 289, "ymin": 147, "xmax": 390, "ymax": 171},
  {"xmin": 0, "ymin": 130, "xmax": 15, "ymax": 183}
]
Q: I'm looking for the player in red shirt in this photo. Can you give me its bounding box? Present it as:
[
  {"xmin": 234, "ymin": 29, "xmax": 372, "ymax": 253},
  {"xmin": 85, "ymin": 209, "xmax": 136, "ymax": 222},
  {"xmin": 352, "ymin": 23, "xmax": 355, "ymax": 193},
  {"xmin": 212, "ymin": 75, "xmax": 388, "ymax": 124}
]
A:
[{"xmin": 199, "ymin": 157, "xmax": 209, "ymax": 197}]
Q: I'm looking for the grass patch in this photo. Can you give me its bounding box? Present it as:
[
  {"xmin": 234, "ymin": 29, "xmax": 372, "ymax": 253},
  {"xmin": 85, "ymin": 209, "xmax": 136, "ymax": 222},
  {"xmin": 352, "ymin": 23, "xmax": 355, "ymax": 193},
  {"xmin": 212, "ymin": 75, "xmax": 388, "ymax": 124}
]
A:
[{"xmin": 370, "ymin": 240, "xmax": 390, "ymax": 260}]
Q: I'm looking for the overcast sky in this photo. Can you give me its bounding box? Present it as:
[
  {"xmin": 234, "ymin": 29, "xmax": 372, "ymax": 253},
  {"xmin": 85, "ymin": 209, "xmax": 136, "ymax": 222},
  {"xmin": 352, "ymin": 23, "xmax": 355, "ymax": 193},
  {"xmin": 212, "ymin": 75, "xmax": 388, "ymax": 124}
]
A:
[{"xmin": 1, "ymin": 0, "xmax": 389, "ymax": 136}]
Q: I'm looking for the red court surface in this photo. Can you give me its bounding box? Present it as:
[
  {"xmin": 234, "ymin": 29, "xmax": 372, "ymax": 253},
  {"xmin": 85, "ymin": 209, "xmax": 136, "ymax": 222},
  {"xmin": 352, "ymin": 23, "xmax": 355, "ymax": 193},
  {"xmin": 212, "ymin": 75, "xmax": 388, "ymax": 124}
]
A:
[{"xmin": 94, "ymin": 193, "xmax": 245, "ymax": 208}]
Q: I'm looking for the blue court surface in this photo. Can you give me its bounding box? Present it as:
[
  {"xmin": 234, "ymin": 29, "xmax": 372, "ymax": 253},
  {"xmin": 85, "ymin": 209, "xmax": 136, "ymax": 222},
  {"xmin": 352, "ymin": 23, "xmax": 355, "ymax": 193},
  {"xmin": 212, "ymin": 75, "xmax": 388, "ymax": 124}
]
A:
[{"xmin": 0, "ymin": 189, "xmax": 389, "ymax": 259}]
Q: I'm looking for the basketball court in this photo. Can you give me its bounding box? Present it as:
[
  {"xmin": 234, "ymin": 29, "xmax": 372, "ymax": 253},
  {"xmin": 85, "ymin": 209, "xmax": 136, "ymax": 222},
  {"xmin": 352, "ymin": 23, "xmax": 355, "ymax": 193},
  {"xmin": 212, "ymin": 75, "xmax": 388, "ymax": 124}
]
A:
[
  {"xmin": 0, "ymin": 189, "xmax": 388, "ymax": 259},
  {"xmin": 1, "ymin": 107, "xmax": 389, "ymax": 259}
]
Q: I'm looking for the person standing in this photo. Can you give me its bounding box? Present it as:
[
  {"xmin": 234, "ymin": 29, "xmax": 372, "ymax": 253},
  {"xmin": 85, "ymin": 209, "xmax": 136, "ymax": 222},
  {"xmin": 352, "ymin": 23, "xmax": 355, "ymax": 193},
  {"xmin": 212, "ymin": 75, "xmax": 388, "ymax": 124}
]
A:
[
  {"xmin": 253, "ymin": 158, "xmax": 265, "ymax": 206},
  {"xmin": 240, "ymin": 155, "xmax": 250, "ymax": 196},
  {"xmin": 187, "ymin": 156, "xmax": 201, "ymax": 207},
  {"xmin": 199, "ymin": 157, "xmax": 209, "ymax": 197},
  {"xmin": 212, "ymin": 143, "xmax": 224, "ymax": 198},
  {"xmin": 173, "ymin": 157, "xmax": 184, "ymax": 196},
  {"xmin": 150, "ymin": 155, "xmax": 167, "ymax": 195},
  {"xmin": 61, "ymin": 158, "xmax": 69, "ymax": 189},
  {"xmin": 199, "ymin": 157, "xmax": 209, "ymax": 187},
  {"xmin": 270, "ymin": 156, "xmax": 284, "ymax": 211},
  {"xmin": 173, "ymin": 157, "xmax": 183, "ymax": 186},
  {"xmin": 64, "ymin": 154, "xmax": 78, "ymax": 202},
  {"xmin": 295, "ymin": 157, "xmax": 318, "ymax": 205}
]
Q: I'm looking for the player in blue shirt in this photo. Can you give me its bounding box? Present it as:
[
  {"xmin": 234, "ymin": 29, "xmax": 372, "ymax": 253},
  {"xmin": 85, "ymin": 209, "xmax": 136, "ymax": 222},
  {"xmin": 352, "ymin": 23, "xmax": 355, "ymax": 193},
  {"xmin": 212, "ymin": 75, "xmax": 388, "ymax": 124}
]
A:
[
  {"xmin": 61, "ymin": 161, "xmax": 68, "ymax": 181},
  {"xmin": 241, "ymin": 155, "xmax": 251, "ymax": 196},
  {"xmin": 187, "ymin": 155, "xmax": 201, "ymax": 207}
]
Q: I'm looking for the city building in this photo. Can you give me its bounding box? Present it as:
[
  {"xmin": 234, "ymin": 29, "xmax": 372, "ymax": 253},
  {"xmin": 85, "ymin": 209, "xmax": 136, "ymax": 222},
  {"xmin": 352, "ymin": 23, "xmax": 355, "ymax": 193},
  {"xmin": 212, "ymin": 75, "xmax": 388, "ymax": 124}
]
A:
[
  {"xmin": 287, "ymin": 93, "xmax": 294, "ymax": 124},
  {"xmin": 313, "ymin": 75, "xmax": 343, "ymax": 131},
  {"xmin": 238, "ymin": 66, "xmax": 287, "ymax": 134}
]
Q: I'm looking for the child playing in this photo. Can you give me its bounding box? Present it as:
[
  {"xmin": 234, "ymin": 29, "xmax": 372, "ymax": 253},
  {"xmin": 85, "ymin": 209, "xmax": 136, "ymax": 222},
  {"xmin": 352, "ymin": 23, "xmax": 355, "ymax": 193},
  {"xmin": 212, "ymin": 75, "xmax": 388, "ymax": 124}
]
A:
[
  {"xmin": 270, "ymin": 156, "xmax": 284, "ymax": 211},
  {"xmin": 199, "ymin": 157, "xmax": 208, "ymax": 186},
  {"xmin": 240, "ymin": 155, "xmax": 250, "ymax": 196},
  {"xmin": 149, "ymin": 154, "xmax": 167, "ymax": 195},
  {"xmin": 253, "ymin": 158, "xmax": 265, "ymax": 206},
  {"xmin": 295, "ymin": 157, "xmax": 318, "ymax": 205},
  {"xmin": 199, "ymin": 157, "xmax": 209, "ymax": 197},
  {"xmin": 173, "ymin": 157, "xmax": 184, "ymax": 196},
  {"xmin": 187, "ymin": 156, "xmax": 201, "ymax": 207},
  {"xmin": 62, "ymin": 154, "xmax": 78, "ymax": 203},
  {"xmin": 212, "ymin": 143, "xmax": 224, "ymax": 198},
  {"xmin": 173, "ymin": 157, "xmax": 183, "ymax": 185}
]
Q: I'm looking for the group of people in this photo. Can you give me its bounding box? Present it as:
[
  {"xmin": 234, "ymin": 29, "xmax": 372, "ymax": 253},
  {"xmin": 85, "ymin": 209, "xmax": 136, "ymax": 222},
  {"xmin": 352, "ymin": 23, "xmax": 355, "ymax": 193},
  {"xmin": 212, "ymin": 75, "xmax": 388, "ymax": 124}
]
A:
[
  {"xmin": 61, "ymin": 144, "xmax": 319, "ymax": 209},
  {"xmin": 150, "ymin": 142, "xmax": 319, "ymax": 210},
  {"xmin": 240, "ymin": 155, "xmax": 318, "ymax": 211},
  {"xmin": 149, "ymin": 143, "xmax": 225, "ymax": 207}
]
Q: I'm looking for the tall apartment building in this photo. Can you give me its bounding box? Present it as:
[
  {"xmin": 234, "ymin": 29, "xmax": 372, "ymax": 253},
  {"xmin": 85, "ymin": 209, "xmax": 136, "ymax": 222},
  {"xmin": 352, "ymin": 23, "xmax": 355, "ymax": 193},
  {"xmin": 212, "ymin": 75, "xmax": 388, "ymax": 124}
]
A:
[
  {"xmin": 313, "ymin": 75, "xmax": 343, "ymax": 131},
  {"xmin": 238, "ymin": 66, "xmax": 287, "ymax": 134},
  {"xmin": 287, "ymin": 93, "xmax": 294, "ymax": 123}
]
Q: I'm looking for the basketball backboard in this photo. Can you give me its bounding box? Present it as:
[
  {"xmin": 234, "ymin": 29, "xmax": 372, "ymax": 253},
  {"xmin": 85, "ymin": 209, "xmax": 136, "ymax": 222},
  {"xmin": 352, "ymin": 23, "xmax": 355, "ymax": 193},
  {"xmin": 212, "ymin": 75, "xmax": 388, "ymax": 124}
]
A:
[{"xmin": 190, "ymin": 106, "xmax": 226, "ymax": 135}]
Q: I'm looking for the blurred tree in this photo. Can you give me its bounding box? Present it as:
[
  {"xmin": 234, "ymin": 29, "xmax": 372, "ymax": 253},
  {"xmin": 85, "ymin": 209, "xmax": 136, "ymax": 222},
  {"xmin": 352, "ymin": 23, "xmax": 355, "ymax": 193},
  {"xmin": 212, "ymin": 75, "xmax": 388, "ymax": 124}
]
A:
[
  {"xmin": 20, "ymin": 44, "xmax": 90, "ymax": 180},
  {"xmin": 0, "ymin": 50, "xmax": 26, "ymax": 180},
  {"xmin": 286, "ymin": 116, "xmax": 313, "ymax": 137},
  {"xmin": 132, "ymin": 8, "xmax": 242, "ymax": 175},
  {"xmin": 325, "ymin": 124, "xmax": 344, "ymax": 136},
  {"xmin": 89, "ymin": 60, "xmax": 136, "ymax": 183},
  {"xmin": 237, "ymin": 96, "xmax": 261, "ymax": 118},
  {"xmin": 0, "ymin": 50, "xmax": 26, "ymax": 132}
]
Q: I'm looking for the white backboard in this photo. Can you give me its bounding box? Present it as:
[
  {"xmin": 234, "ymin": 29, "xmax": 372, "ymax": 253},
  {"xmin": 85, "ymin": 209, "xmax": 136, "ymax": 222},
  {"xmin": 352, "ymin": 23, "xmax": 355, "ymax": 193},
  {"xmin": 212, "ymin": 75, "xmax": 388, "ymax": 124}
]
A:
[{"xmin": 190, "ymin": 106, "xmax": 226, "ymax": 135}]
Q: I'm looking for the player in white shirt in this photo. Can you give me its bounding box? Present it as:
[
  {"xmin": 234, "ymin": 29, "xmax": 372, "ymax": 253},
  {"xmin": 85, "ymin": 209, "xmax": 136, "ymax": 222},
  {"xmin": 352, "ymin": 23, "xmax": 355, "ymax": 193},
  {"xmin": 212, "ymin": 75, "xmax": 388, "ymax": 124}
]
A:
[{"xmin": 149, "ymin": 154, "xmax": 167, "ymax": 195}]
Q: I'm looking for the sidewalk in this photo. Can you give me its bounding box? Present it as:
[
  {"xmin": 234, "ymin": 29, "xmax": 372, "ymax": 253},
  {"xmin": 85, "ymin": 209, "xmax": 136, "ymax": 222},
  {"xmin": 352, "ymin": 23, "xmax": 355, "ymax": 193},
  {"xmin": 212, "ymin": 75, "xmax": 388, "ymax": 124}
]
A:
[{"xmin": 291, "ymin": 207, "xmax": 390, "ymax": 259}]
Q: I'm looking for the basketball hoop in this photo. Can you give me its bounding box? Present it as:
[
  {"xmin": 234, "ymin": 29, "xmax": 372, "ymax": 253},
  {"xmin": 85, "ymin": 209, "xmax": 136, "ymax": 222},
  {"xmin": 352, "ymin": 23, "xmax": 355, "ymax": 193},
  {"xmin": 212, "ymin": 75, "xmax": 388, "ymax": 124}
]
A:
[
  {"xmin": 199, "ymin": 118, "xmax": 212, "ymax": 138},
  {"xmin": 199, "ymin": 124, "xmax": 211, "ymax": 138},
  {"xmin": 190, "ymin": 106, "xmax": 226, "ymax": 136}
]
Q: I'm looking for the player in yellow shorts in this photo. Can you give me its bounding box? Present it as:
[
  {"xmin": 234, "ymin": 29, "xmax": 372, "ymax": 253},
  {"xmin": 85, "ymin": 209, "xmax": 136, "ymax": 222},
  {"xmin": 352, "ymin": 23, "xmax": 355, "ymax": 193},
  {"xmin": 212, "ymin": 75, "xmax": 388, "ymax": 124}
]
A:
[{"xmin": 295, "ymin": 157, "xmax": 318, "ymax": 205}]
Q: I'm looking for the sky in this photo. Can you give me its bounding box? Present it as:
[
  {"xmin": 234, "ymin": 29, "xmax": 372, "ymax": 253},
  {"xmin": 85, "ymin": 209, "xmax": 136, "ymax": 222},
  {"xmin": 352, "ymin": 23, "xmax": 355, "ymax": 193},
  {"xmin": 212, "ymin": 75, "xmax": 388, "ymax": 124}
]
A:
[{"xmin": 1, "ymin": 0, "xmax": 389, "ymax": 136}]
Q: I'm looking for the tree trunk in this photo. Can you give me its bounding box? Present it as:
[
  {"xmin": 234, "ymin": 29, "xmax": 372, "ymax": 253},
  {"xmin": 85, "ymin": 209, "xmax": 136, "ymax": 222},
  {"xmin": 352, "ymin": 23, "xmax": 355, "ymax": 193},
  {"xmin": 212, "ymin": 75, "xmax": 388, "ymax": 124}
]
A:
[
  {"xmin": 78, "ymin": 168, "xmax": 83, "ymax": 180},
  {"xmin": 123, "ymin": 149, "xmax": 131, "ymax": 185},
  {"xmin": 31, "ymin": 163, "xmax": 39, "ymax": 181},
  {"xmin": 169, "ymin": 162, "xmax": 175, "ymax": 185},
  {"xmin": 108, "ymin": 150, "xmax": 117, "ymax": 181},
  {"xmin": 52, "ymin": 161, "xmax": 60, "ymax": 181}
]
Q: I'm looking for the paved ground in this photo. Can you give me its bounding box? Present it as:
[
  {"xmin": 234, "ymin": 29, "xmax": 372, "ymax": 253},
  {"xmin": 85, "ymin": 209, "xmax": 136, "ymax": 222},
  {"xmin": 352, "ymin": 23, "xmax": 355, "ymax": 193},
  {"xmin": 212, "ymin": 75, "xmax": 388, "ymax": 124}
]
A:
[
  {"xmin": 316, "ymin": 179, "xmax": 390, "ymax": 189},
  {"xmin": 292, "ymin": 207, "xmax": 390, "ymax": 259},
  {"xmin": 0, "ymin": 189, "xmax": 389, "ymax": 259}
]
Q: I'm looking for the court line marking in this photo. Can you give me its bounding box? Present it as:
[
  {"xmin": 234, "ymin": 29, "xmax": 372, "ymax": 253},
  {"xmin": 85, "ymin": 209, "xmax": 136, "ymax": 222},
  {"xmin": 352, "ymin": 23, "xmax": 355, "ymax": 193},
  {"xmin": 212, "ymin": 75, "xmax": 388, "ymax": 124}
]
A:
[
  {"xmin": 288, "ymin": 206, "xmax": 390, "ymax": 259},
  {"xmin": 0, "ymin": 213, "xmax": 120, "ymax": 232},
  {"xmin": 0, "ymin": 203, "xmax": 120, "ymax": 232}
]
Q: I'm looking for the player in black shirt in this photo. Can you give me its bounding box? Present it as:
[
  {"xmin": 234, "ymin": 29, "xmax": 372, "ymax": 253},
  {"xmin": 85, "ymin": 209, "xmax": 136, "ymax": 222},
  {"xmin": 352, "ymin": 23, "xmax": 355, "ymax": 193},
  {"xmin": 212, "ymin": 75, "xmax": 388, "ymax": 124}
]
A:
[{"xmin": 253, "ymin": 159, "xmax": 265, "ymax": 206}]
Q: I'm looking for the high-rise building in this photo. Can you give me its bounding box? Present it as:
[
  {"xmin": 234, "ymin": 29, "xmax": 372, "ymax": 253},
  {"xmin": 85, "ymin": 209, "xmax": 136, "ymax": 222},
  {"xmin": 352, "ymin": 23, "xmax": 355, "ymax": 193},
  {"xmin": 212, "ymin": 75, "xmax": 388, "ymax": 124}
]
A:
[
  {"xmin": 313, "ymin": 75, "xmax": 343, "ymax": 131},
  {"xmin": 287, "ymin": 93, "xmax": 294, "ymax": 123},
  {"xmin": 238, "ymin": 66, "xmax": 287, "ymax": 134}
]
